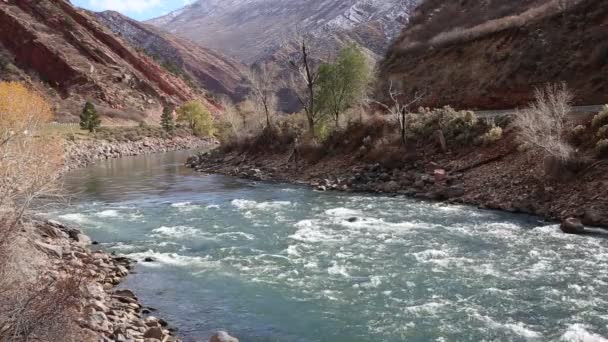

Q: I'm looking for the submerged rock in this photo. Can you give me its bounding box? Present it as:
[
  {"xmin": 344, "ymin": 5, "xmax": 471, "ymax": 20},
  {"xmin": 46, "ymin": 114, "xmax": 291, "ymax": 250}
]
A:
[{"xmin": 560, "ymin": 217, "xmax": 585, "ymax": 234}]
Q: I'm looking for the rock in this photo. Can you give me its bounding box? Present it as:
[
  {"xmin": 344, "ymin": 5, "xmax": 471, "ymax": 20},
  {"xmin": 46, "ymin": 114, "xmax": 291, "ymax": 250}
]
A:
[
  {"xmin": 76, "ymin": 233, "xmax": 92, "ymax": 245},
  {"xmin": 210, "ymin": 331, "xmax": 239, "ymax": 342},
  {"xmin": 583, "ymin": 207, "xmax": 603, "ymax": 226},
  {"xmin": 33, "ymin": 241, "xmax": 63, "ymax": 258},
  {"xmin": 560, "ymin": 217, "xmax": 585, "ymax": 234},
  {"xmin": 347, "ymin": 217, "xmax": 358, "ymax": 223},
  {"xmin": 434, "ymin": 169, "xmax": 447, "ymax": 183},
  {"xmin": 144, "ymin": 257, "xmax": 155, "ymax": 262},
  {"xmin": 114, "ymin": 289, "xmax": 137, "ymax": 298},
  {"xmin": 379, "ymin": 173, "xmax": 391, "ymax": 182},
  {"xmin": 382, "ymin": 181, "xmax": 400, "ymax": 193},
  {"xmin": 143, "ymin": 327, "xmax": 165, "ymax": 341}
]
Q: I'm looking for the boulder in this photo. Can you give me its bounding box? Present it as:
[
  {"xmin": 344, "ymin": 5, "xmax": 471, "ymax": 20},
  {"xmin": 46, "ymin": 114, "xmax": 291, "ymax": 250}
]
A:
[
  {"xmin": 143, "ymin": 327, "xmax": 165, "ymax": 340},
  {"xmin": 560, "ymin": 217, "xmax": 585, "ymax": 234},
  {"xmin": 382, "ymin": 181, "xmax": 400, "ymax": 193},
  {"xmin": 210, "ymin": 331, "xmax": 239, "ymax": 342},
  {"xmin": 114, "ymin": 289, "xmax": 137, "ymax": 299}
]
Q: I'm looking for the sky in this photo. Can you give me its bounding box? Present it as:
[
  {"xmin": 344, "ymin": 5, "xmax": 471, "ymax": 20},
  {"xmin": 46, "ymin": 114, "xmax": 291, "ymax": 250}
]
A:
[{"xmin": 72, "ymin": 0, "xmax": 195, "ymax": 21}]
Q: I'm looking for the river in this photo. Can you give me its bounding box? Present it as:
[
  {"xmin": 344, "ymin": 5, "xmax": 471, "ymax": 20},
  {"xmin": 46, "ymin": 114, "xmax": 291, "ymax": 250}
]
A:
[{"xmin": 51, "ymin": 150, "xmax": 608, "ymax": 342}]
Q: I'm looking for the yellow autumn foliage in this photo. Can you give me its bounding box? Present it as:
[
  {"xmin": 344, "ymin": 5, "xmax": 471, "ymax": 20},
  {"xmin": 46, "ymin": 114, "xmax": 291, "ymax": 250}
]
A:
[{"xmin": 0, "ymin": 82, "xmax": 63, "ymax": 235}]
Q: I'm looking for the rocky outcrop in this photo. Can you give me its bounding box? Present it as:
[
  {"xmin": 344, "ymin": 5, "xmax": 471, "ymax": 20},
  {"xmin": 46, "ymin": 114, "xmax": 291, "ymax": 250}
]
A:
[
  {"xmin": 0, "ymin": 0, "xmax": 200, "ymax": 121},
  {"xmin": 379, "ymin": 0, "xmax": 608, "ymax": 109},
  {"xmin": 95, "ymin": 11, "xmax": 249, "ymax": 102}
]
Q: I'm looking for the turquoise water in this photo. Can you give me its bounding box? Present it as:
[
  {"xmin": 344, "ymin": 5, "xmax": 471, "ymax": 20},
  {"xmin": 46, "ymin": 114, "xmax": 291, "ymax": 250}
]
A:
[{"xmin": 53, "ymin": 151, "xmax": 608, "ymax": 341}]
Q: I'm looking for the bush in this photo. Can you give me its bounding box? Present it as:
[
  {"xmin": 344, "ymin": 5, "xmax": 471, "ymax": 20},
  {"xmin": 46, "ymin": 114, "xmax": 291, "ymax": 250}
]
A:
[
  {"xmin": 512, "ymin": 83, "xmax": 574, "ymax": 160},
  {"xmin": 597, "ymin": 125, "xmax": 608, "ymax": 139},
  {"xmin": 481, "ymin": 126, "xmax": 503, "ymax": 145},
  {"xmin": 176, "ymin": 101, "xmax": 216, "ymax": 137},
  {"xmin": 0, "ymin": 82, "xmax": 75, "ymax": 341},
  {"xmin": 409, "ymin": 106, "xmax": 483, "ymax": 145},
  {"xmin": 592, "ymin": 105, "xmax": 608, "ymax": 128},
  {"xmin": 596, "ymin": 139, "xmax": 608, "ymax": 157}
]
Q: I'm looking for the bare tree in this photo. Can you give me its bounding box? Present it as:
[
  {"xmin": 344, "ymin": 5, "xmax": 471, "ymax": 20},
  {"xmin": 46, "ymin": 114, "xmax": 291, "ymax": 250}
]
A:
[
  {"xmin": 219, "ymin": 96, "xmax": 244, "ymax": 139},
  {"xmin": 246, "ymin": 63, "xmax": 278, "ymax": 129},
  {"xmin": 286, "ymin": 34, "xmax": 322, "ymax": 138},
  {"xmin": 513, "ymin": 82, "xmax": 574, "ymax": 160},
  {"xmin": 373, "ymin": 80, "xmax": 425, "ymax": 145}
]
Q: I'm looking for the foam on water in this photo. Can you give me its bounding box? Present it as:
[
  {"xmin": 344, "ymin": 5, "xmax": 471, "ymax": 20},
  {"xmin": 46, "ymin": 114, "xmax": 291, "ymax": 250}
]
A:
[
  {"xmin": 58, "ymin": 213, "xmax": 91, "ymax": 224},
  {"xmin": 561, "ymin": 324, "xmax": 608, "ymax": 342},
  {"xmin": 151, "ymin": 225, "xmax": 200, "ymax": 238},
  {"xmin": 95, "ymin": 209, "xmax": 120, "ymax": 218}
]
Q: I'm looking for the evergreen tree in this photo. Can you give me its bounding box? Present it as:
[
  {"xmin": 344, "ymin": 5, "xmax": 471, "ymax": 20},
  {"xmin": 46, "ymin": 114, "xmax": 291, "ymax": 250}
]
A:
[
  {"xmin": 79, "ymin": 101, "xmax": 100, "ymax": 132},
  {"xmin": 161, "ymin": 105, "xmax": 175, "ymax": 133}
]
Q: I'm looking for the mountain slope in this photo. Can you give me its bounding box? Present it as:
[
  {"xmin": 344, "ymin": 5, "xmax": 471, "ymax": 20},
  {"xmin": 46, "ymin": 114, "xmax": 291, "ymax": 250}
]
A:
[
  {"xmin": 95, "ymin": 11, "xmax": 249, "ymax": 102},
  {"xmin": 0, "ymin": 0, "xmax": 201, "ymax": 122},
  {"xmin": 379, "ymin": 0, "xmax": 608, "ymax": 109},
  {"xmin": 147, "ymin": 0, "xmax": 420, "ymax": 64}
]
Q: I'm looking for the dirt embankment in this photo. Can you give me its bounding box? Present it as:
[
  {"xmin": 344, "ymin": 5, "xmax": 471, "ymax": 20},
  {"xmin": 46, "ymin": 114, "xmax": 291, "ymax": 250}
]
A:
[
  {"xmin": 186, "ymin": 130, "xmax": 608, "ymax": 228},
  {"xmin": 379, "ymin": 0, "xmax": 608, "ymax": 110}
]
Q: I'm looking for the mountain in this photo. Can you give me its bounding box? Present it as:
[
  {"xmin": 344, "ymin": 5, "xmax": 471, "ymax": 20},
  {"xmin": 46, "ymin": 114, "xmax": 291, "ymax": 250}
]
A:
[
  {"xmin": 0, "ymin": 0, "xmax": 207, "ymax": 122},
  {"xmin": 95, "ymin": 11, "xmax": 249, "ymax": 102},
  {"xmin": 147, "ymin": 0, "xmax": 420, "ymax": 65},
  {"xmin": 379, "ymin": 0, "xmax": 608, "ymax": 109}
]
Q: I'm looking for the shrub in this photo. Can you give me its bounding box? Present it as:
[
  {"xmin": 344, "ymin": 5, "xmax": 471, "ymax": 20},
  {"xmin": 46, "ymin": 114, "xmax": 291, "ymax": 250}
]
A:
[
  {"xmin": 481, "ymin": 126, "xmax": 503, "ymax": 145},
  {"xmin": 592, "ymin": 105, "xmax": 608, "ymax": 128},
  {"xmin": 570, "ymin": 124, "xmax": 587, "ymax": 145},
  {"xmin": 596, "ymin": 139, "xmax": 608, "ymax": 157},
  {"xmin": 0, "ymin": 82, "xmax": 75, "ymax": 341},
  {"xmin": 512, "ymin": 83, "xmax": 574, "ymax": 160},
  {"xmin": 597, "ymin": 125, "xmax": 608, "ymax": 139},
  {"xmin": 176, "ymin": 101, "xmax": 216, "ymax": 137},
  {"xmin": 409, "ymin": 106, "xmax": 482, "ymax": 145}
]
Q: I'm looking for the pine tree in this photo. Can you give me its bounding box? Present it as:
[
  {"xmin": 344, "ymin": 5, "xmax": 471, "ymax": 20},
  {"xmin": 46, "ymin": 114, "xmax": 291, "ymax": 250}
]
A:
[
  {"xmin": 161, "ymin": 105, "xmax": 175, "ymax": 133},
  {"xmin": 79, "ymin": 101, "xmax": 100, "ymax": 133}
]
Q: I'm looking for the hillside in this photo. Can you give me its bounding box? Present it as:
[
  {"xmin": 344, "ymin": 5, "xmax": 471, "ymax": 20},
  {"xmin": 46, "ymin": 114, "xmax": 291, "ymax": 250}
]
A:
[
  {"xmin": 147, "ymin": 0, "xmax": 420, "ymax": 65},
  {"xmin": 95, "ymin": 11, "xmax": 249, "ymax": 102},
  {"xmin": 379, "ymin": 0, "xmax": 608, "ymax": 109},
  {"xmin": 0, "ymin": 0, "xmax": 201, "ymax": 122}
]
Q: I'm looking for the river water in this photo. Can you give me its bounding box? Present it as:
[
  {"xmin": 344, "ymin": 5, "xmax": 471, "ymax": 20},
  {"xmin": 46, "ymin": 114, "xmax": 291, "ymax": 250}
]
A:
[{"xmin": 51, "ymin": 150, "xmax": 608, "ymax": 342}]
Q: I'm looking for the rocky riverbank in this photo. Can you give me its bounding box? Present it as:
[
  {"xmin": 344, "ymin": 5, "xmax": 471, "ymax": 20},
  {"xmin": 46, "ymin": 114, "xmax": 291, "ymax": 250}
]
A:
[
  {"xmin": 65, "ymin": 136, "xmax": 216, "ymax": 170},
  {"xmin": 21, "ymin": 218, "xmax": 181, "ymax": 342},
  {"xmin": 186, "ymin": 134, "xmax": 608, "ymax": 229}
]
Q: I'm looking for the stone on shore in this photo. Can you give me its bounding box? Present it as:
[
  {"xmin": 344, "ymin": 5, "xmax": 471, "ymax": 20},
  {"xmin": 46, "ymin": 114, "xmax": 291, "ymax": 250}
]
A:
[{"xmin": 560, "ymin": 217, "xmax": 585, "ymax": 234}]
